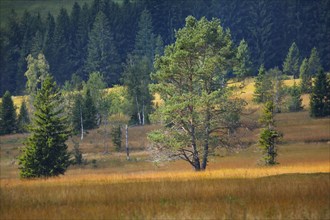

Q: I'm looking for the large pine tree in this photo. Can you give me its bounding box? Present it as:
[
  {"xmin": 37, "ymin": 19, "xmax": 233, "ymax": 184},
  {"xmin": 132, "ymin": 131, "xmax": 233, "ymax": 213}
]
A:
[{"xmin": 18, "ymin": 75, "xmax": 71, "ymax": 178}]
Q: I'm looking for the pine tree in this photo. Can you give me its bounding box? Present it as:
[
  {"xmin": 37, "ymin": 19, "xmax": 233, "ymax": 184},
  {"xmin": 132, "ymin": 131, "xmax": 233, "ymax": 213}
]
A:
[
  {"xmin": 299, "ymin": 58, "xmax": 312, "ymax": 93},
  {"xmin": 111, "ymin": 125, "xmax": 122, "ymax": 152},
  {"xmin": 83, "ymin": 88, "xmax": 98, "ymax": 130},
  {"xmin": 258, "ymin": 101, "xmax": 280, "ymax": 165},
  {"xmin": 18, "ymin": 75, "xmax": 71, "ymax": 178},
  {"xmin": 71, "ymin": 94, "xmax": 84, "ymax": 132},
  {"xmin": 86, "ymin": 11, "xmax": 119, "ymax": 85},
  {"xmin": 310, "ymin": 69, "xmax": 330, "ymax": 117},
  {"xmin": 283, "ymin": 42, "xmax": 300, "ymax": 78},
  {"xmin": 17, "ymin": 100, "xmax": 30, "ymax": 132},
  {"xmin": 133, "ymin": 9, "xmax": 155, "ymax": 64},
  {"xmin": 0, "ymin": 91, "xmax": 17, "ymax": 135},
  {"xmin": 234, "ymin": 39, "xmax": 253, "ymax": 78},
  {"xmin": 308, "ymin": 47, "xmax": 322, "ymax": 76},
  {"xmin": 288, "ymin": 81, "xmax": 303, "ymax": 112},
  {"xmin": 253, "ymin": 65, "xmax": 272, "ymax": 103},
  {"xmin": 52, "ymin": 8, "xmax": 71, "ymax": 84}
]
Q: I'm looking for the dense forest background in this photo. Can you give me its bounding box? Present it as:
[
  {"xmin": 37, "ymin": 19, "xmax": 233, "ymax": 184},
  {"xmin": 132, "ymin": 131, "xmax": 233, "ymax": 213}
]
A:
[{"xmin": 0, "ymin": 0, "xmax": 329, "ymax": 96}]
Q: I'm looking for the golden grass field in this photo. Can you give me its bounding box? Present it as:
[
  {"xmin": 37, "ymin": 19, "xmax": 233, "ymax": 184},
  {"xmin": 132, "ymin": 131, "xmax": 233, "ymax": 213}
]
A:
[{"xmin": 1, "ymin": 79, "xmax": 329, "ymax": 219}]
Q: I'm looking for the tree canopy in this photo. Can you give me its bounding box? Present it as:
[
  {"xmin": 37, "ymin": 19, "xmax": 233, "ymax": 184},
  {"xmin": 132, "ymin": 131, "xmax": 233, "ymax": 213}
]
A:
[{"xmin": 148, "ymin": 16, "xmax": 244, "ymax": 171}]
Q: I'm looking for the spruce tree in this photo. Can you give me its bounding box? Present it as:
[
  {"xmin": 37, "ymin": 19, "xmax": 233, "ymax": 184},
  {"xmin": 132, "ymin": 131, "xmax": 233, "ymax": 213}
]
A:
[
  {"xmin": 308, "ymin": 47, "xmax": 322, "ymax": 76},
  {"xmin": 83, "ymin": 88, "xmax": 98, "ymax": 130},
  {"xmin": 299, "ymin": 58, "xmax": 312, "ymax": 93},
  {"xmin": 86, "ymin": 11, "xmax": 119, "ymax": 84},
  {"xmin": 18, "ymin": 75, "xmax": 71, "ymax": 178},
  {"xmin": 310, "ymin": 69, "xmax": 330, "ymax": 117},
  {"xmin": 288, "ymin": 81, "xmax": 303, "ymax": 112},
  {"xmin": 258, "ymin": 101, "xmax": 281, "ymax": 165},
  {"xmin": 111, "ymin": 125, "xmax": 122, "ymax": 152},
  {"xmin": 234, "ymin": 39, "xmax": 253, "ymax": 78},
  {"xmin": 17, "ymin": 100, "xmax": 30, "ymax": 133},
  {"xmin": 283, "ymin": 42, "xmax": 300, "ymax": 78},
  {"xmin": 0, "ymin": 91, "xmax": 17, "ymax": 135},
  {"xmin": 253, "ymin": 65, "xmax": 272, "ymax": 103}
]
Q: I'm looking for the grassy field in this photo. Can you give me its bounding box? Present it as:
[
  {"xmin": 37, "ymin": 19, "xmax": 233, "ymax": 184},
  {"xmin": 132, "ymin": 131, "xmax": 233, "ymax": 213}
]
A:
[{"xmin": 1, "ymin": 79, "xmax": 329, "ymax": 219}]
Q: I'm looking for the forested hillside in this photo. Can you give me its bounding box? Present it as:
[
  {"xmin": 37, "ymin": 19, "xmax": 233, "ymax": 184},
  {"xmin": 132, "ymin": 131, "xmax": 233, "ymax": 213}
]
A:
[{"xmin": 0, "ymin": 0, "xmax": 329, "ymax": 96}]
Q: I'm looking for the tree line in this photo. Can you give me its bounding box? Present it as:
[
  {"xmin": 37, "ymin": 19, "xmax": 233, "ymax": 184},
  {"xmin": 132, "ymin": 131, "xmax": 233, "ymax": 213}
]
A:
[
  {"xmin": 1, "ymin": 14, "xmax": 329, "ymax": 176},
  {"xmin": 1, "ymin": 0, "xmax": 329, "ymax": 96}
]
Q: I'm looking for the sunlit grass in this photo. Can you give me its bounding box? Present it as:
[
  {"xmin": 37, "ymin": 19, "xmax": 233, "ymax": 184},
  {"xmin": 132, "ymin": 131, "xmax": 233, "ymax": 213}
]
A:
[{"xmin": 1, "ymin": 169, "xmax": 329, "ymax": 219}]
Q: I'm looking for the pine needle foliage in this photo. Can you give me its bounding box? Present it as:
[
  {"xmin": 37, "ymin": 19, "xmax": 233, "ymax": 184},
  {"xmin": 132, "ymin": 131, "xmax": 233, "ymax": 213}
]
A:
[
  {"xmin": 18, "ymin": 75, "xmax": 71, "ymax": 178},
  {"xmin": 310, "ymin": 69, "xmax": 330, "ymax": 117},
  {"xmin": 258, "ymin": 101, "xmax": 281, "ymax": 165}
]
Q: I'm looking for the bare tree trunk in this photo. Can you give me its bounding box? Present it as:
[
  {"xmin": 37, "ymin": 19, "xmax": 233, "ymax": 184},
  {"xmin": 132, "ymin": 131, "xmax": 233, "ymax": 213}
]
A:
[
  {"xmin": 135, "ymin": 95, "xmax": 142, "ymax": 125},
  {"xmin": 125, "ymin": 124, "xmax": 130, "ymax": 160},
  {"xmin": 80, "ymin": 104, "xmax": 84, "ymax": 140},
  {"xmin": 103, "ymin": 115, "xmax": 109, "ymax": 153},
  {"xmin": 142, "ymin": 102, "xmax": 145, "ymax": 125}
]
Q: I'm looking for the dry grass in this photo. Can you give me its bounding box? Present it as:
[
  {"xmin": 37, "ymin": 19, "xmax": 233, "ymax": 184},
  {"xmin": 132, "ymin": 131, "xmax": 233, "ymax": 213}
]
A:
[
  {"xmin": 1, "ymin": 78, "xmax": 329, "ymax": 219},
  {"xmin": 1, "ymin": 171, "xmax": 329, "ymax": 219}
]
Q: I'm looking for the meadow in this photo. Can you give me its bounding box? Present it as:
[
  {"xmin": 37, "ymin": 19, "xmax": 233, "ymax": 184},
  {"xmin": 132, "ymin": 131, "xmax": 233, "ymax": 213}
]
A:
[{"xmin": 1, "ymin": 79, "xmax": 329, "ymax": 219}]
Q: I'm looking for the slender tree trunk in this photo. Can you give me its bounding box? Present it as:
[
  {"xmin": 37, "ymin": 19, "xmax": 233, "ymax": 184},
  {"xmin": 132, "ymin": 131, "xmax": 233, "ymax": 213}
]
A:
[
  {"xmin": 80, "ymin": 104, "xmax": 84, "ymax": 140},
  {"xmin": 125, "ymin": 124, "xmax": 130, "ymax": 160},
  {"xmin": 135, "ymin": 95, "xmax": 142, "ymax": 125},
  {"xmin": 142, "ymin": 102, "xmax": 145, "ymax": 125}
]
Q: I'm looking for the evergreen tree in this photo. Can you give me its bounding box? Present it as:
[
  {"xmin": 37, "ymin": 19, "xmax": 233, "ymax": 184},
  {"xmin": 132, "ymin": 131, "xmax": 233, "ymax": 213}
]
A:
[
  {"xmin": 111, "ymin": 125, "xmax": 122, "ymax": 152},
  {"xmin": 288, "ymin": 81, "xmax": 303, "ymax": 112},
  {"xmin": 43, "ymin": 12, "xmax": 56, "ymax": 70},
  {"xmin": 253, "ymin": 65, "xmax": 272, "ymax": 103},
  {"xmin": 149, "ymin": 16, "xmax": 240, "ymax": 171},
  {"xmin": 247, "ymin": 0, "xmax": 273, "ymax": 68},
  {"xmin": 52, "ymin": 8, "xmax": 71, "ymax": 84},
  {"xmin": 308, "ymin": 47, "xmax": 322, "ymax": 76},
  {"xmin": 269, "ymin": 67, "xmax": 286, "ymax": 113},
  {"xmin": 0, "ymin": 91, "xmax": 17, "ymax": 134},
  {"xmin": 83, "ymin": 88, "xmax": 98, "ymax": 130},
  {"xmin": 234, "ymin": 39, "xmax": 253, "ymax": 78},
  {"xmin": 310, "ymin": 69, "xmax": 330, "ymax": 117},
  {"xmin": 18, "ymin": 75, "xmax": 71, "ymax": 178},
  {"xmin": 71, "ymin": 94, "xmax": 84, "ymax": 133},
  {"xmin": 299, "ymin": 58, "xmax": 312, "ymax": 93},
  {"xmin": 133, "ymin": 9, "xmax": 155, "ymax": 64},
  {"xmin": 86, "ymin": 11, "xmax": 119, "ymax": 85},
  {"xmin": 17, "ymin": 100, "xmax": 30, "ymax": 132},
  {"xmin": 258, "ymin": 101, "xmax": 280, "ymax": 165},
  {"xmin": 283, "ymin": 42, "xmax": 300, "ymax": 78},
  {"xmin": 154, "ymin": 34, "xmax": 164, "ymax": 57}
]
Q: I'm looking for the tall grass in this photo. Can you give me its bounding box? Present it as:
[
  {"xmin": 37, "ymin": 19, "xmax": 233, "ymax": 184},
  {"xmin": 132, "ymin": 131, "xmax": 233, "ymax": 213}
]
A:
[{"xmin": 1, "ymin": 171, "xmax": 329, "ymax": 219}]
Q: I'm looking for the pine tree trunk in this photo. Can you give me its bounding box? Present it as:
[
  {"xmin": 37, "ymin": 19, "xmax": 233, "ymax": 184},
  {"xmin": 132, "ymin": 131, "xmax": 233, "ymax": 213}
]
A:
[
  {"xmin": 202, "ymin": 110, "xmax": 211, "ymax": 170},
  {"xmin": 191, "ymin": 124, "xmax": 201, "ymax": 171}
]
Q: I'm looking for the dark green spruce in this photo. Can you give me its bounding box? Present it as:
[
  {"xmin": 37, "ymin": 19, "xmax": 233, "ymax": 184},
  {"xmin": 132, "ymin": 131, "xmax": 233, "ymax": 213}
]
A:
[{"xmin": 18, "ymin": 75, "xmax": 71, "ymax": 178}]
